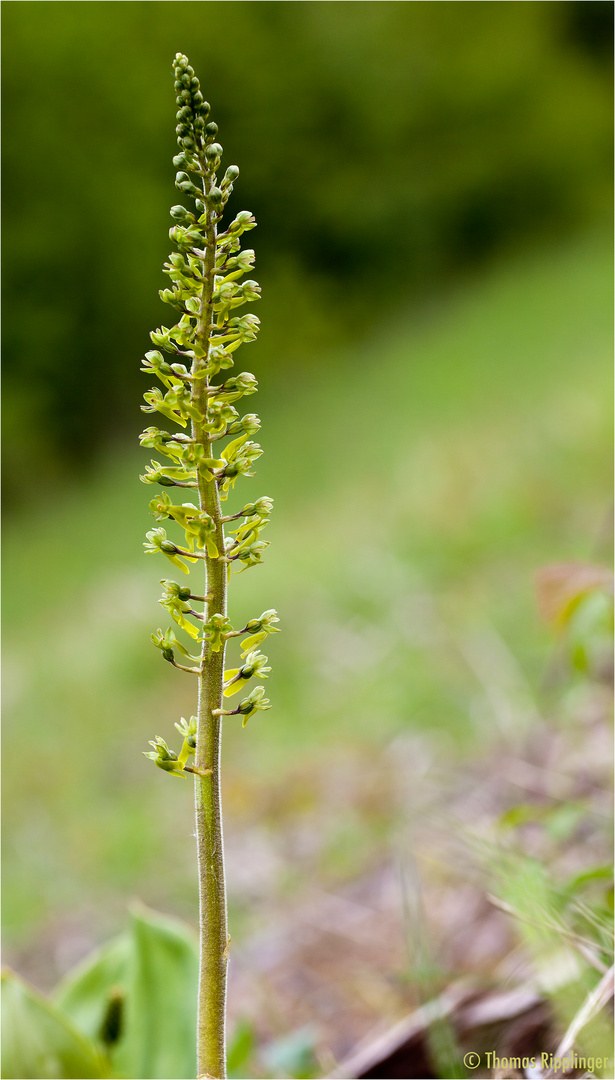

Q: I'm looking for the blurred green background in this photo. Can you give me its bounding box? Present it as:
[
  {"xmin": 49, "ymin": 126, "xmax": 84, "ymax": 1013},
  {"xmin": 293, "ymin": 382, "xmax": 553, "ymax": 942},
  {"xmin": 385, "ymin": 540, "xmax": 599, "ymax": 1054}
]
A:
[{"xmin": 2, "ymin": 0, "xmax": 612, "ymax": 1047}]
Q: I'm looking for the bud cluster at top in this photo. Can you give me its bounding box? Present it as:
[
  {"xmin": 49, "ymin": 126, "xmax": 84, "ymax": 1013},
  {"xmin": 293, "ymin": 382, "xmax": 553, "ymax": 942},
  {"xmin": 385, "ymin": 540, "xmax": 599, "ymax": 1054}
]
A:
[
  {"xmin": 173, "ymin": 53, "xmax": 212, "ymax": 153},
  {"xmin": 171, "ymin": 53, "xmax": 240, "ymax": 212}
]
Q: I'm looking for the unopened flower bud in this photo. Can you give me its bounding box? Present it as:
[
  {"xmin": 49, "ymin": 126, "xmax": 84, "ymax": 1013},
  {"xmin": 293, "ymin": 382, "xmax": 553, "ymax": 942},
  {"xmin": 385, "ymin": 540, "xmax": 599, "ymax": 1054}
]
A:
[
  {"xmin": 170, "ymin": 205, "xmax": 196, "ymax": 224},
  {"xmin": 223, "ymin": 165, "xmax": 240, "ymax": 185}
]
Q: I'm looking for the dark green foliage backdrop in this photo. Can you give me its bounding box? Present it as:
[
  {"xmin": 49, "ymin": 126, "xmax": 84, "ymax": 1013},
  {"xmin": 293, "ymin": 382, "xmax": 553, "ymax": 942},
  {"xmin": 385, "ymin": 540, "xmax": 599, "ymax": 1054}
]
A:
[{"xmin": 2, "ymin": 0, "xmax": 612, "ymax": 503}]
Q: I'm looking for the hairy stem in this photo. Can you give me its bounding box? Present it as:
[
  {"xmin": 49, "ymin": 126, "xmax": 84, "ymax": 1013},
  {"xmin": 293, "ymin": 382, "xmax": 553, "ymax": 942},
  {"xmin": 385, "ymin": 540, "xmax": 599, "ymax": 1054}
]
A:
[{"xmin": 192, "ymin": 175, "xmax": 228, "ymax": 1080}]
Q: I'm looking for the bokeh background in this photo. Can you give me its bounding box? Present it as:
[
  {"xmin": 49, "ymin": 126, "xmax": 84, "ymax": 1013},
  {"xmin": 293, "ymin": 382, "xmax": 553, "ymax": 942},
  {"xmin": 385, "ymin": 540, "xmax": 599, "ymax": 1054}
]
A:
[{"xmin": 3, "ymin": 2, "xmax": 613, "ymax": 1075}]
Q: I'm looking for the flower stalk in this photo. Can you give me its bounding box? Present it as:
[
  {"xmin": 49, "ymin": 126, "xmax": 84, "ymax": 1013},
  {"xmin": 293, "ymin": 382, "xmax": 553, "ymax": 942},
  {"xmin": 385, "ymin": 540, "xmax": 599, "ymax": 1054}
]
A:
[{"xmin": 140, "ymin": 54, "xmax": 278, "ymax": 1080}]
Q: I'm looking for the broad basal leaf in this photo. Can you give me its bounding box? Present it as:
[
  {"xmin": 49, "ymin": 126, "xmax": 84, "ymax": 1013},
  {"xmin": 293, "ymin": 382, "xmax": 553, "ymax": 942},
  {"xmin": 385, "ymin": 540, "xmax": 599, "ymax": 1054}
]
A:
[
  {"xmin": 53, "ymin": 934, "xmax": 130, "ymax": 1049},
  {"xmin": 1, "ymin": 969, "xmax": 106, "ymax": 1079},
  {"xmin": 111, "ymin": 903, "xmax": 199, "ymax": 1080}
]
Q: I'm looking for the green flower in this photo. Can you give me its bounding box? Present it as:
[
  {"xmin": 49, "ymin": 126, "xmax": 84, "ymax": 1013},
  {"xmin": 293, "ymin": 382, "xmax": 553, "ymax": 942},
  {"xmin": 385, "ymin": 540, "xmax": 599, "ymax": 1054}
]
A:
[
  {"xmin": 139, "ymin": 427, "xmax": 192, "ymax": 461},
  {"xmin": 231, "ymin": 539, "xmax": 270, "ymax": 572},
  {"xmin": 174, "ymin": 716, "xmax": 198, "ymax": 766},
  {"xmin": 140, "ymin": 459, "xmax": 197, "ymax": 487},
  {"xmin": 151, "ymin": 627, "xmax": 200, "ymax": 663},
  {"xmin": 159, "ymin": 580, "xmax": 202, "ymax": 639},
  {"xmin": 144, "ymin": 528, "xmax": 197, "ymax": 574},
  {"xmin": 217, "ymin": 435, "xmax": 263, "ymax": 495},
  {"xmin": 228, "ymin": 510, "xmax": 269, "ymax": 551},
  {"xmin": 143, "ymin": 736, "xmax": 187, "ymax": 778},
  {"xmin": 235, "ymin": 686, "xmax": 271, "ymax": 727},
  {"xmin": 240, "ymin": 609, "xmax": 280, "ymax": 656},
  {"xmin": 183, "ymin": 513, "xmax": 219, "ymax": 558},
  {"xmin": 202, "ymin": 614, "xmax": 233, "ymax": 652},
  {"xmin": 209, "ymin": 370, "xmax": 258, "ymax": 403},
  {"xmin": 223, "ymin": 650, "xmax": 270, "ymax": 697}
]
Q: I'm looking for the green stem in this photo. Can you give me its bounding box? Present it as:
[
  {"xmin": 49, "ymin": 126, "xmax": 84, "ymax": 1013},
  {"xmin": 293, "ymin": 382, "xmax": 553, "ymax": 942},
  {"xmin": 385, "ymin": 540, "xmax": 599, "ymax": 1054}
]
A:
[{"xmin": 191, "ymin": 174, "xmax": 228, "ymax": 1080}]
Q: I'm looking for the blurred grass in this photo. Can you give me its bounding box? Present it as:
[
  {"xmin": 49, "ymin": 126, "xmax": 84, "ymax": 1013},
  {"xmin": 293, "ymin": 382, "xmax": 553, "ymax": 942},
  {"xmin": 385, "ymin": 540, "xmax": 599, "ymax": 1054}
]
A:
[{"xmin": 3, "ymin": 232, "xmax": 612, "ymax": 982}]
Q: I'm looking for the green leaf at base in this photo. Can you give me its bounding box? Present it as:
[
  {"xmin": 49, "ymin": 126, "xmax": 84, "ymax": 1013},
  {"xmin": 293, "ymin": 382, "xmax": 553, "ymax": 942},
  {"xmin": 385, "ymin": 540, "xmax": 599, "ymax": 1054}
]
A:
[{"xmin": 1, "ymin": 969, "xmax": 106, "ymax": 1079}]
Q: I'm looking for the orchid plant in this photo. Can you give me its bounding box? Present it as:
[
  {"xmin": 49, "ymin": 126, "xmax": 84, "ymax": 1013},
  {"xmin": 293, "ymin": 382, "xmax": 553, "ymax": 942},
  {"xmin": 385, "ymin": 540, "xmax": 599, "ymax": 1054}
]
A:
[{"xmin": 140, "ymin": 54, "xmax": 279, "ymax": 1080}]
